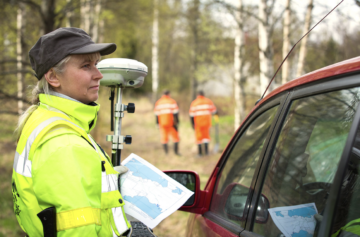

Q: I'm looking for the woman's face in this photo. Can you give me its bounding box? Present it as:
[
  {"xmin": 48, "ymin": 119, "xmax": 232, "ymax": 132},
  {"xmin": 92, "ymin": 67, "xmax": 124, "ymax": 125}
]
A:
[{"xmin": 55, "ymin": 54, "xmax": 102, "ymax": 104}]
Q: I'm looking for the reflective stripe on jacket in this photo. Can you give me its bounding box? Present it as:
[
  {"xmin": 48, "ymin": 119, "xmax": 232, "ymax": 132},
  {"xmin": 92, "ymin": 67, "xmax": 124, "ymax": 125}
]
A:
[
  {"xmin": 189, "ymin": 95, "xmax": 216, "ymax": 128},
  {"xmin": 12, "ymin": 94, "xmax": 130, "ymax": 237},
  {"xmin": 332, "ymin": 219, "xmax": 360, "ymax": 237},
  {"xmin": 154, "ymin": 95, "xmax": 179, "ymax": 127}
]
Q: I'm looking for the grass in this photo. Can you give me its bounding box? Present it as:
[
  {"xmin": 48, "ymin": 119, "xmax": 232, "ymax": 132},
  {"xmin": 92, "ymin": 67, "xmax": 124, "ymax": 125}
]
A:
[{"xmin": 0, "ymin": 93, "xmax": 237, "ymax": 237}]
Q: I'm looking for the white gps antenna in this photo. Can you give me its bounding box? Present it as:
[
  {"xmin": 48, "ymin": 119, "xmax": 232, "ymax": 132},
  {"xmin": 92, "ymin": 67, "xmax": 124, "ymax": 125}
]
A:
[{"xmin": 97, "ymin": 58, "xmax": 148, "ymax": 166}]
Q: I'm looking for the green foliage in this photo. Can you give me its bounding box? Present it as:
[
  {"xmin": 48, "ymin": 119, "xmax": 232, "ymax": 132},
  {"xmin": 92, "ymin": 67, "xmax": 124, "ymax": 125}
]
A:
[{"xmin": 212, "ymin": 114, "xmax": 236, "ymax": 149}]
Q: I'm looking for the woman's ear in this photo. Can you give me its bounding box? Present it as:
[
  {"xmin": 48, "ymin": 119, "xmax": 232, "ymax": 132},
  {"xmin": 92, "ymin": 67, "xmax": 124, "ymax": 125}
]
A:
[{"xmin": 44, "ymin": 69, "xmax": 60, "ymax": 88}]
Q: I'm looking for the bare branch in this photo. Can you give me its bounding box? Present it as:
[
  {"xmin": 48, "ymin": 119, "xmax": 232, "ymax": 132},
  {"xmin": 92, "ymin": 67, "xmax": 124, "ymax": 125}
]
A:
[
  {"xmin": 267, "ymin": 0, "xmax": 277, "ymax": 17},
  {"xmin": 55, "ymin": 0, "xmax": 81, "ymax": 18},
  {"xmin": 0, "ymin": 70, "xmax": 34, "ymax": 76},
  {"xmin": 0, "ymin": 91, "xmax": 31, "ymax": 104},
  {"xmin": 212, "ymin": 0, "xmax": 263, "ymax": 24},
  {"xmin": 0, "ymin": 59, "xmax": 31, "ymax": 67},
  {"xmin": 269, "ymin": 7, "xmax": 286, "ymax": 38},
  {"xmin": 18, "ymin": 0, "xmax": 44, "ymax": 21}
]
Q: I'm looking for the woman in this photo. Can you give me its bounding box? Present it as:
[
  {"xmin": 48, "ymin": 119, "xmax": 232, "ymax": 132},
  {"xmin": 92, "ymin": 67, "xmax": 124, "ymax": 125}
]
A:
[{"xmin": 12, "ymin": 27, "xmax": 130, "ymax": 236}]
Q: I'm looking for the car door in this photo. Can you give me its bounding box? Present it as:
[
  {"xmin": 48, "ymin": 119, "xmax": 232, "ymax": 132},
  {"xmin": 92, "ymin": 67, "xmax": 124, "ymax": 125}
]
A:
[
  {"xmin": 188, "ymin": 92, "xmax": 290, "ymax": 237},
  {"xmin": 245, "ymin": 73, "xmax": 360, "ymax": 237}
]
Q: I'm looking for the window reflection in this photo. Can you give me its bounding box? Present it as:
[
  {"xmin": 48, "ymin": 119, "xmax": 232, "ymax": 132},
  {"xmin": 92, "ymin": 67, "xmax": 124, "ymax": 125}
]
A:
[
  {"xmin": 210, "ymin": 106, "xmax": 279, "ymax": 227},
  {"xmin": 331, "ymin": 124, "xmax": 360, "ymax": 235},
  {"xmin": 253, "ymin": 88, "xmax": 360, "ymax": 237}
]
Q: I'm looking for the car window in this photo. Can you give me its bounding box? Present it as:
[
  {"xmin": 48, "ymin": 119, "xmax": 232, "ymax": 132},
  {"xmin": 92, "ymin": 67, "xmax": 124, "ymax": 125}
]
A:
[
  {"xmin": 210, "ymin": 105, "xmax": 279, "ymax": 228},
  {"xmin": 253, "ymin": 87, "xmax": 360, "ymax": 237},
  {"xmin": 330, "ymin": 125, "xmax": 360, "ymax": 237}
]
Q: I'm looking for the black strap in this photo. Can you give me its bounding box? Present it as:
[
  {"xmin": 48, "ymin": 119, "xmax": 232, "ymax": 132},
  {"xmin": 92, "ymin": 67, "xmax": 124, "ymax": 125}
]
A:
[{"xmin": 37, "ymin": 207, "xmax": 57, "ymax": 237}]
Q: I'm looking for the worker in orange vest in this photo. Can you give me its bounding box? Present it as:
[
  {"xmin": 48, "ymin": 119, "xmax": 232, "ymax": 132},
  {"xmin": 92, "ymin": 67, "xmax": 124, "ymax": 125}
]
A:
[
  {"xmin": 154, "ymin": 90, "xmax": 181, "ymax": 155},
  {"xmin": 189, "ymin": 90, "xmax": 217, "ymax": 157}
]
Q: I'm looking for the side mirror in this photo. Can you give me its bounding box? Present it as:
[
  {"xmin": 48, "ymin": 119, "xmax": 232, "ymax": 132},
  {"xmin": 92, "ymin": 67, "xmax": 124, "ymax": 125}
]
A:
[
  {"xmin": 221, "ymin": 183, "xmax": 270, "ymax": 224},
  {"xmin": 255, "ymin": 194, "xmax": 270, "ymax": 223},
  {"xmin": 165, "ymin": 171, "xmax": 197, "ymax": 206},
  {"xmin": 164, "ymin": 170, "xmax": 202, "ymax": 212}
]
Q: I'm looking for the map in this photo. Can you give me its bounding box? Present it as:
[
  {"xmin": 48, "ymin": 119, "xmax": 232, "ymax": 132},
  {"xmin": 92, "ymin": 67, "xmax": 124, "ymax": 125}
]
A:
[
  {"xmin": 120, "ymin": 153, "xmax": 194, "ymax": 229},
  {"xmin": 268, "ymin": 203, "xmax": 318, "ymax": 237}
]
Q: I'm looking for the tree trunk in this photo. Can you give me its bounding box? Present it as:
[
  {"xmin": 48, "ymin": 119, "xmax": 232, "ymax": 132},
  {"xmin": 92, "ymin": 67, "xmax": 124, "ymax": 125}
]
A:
[
  {"xmin": 98, "ymin": 17, "xmax": 105, "ymax": 43},
  {"xmin": 92, "ymin": 0, "xmax": 102, "ymax": 43},
  {"xmin": 81, "ymin": 0, "xmax": 92, "ymax": 34},
  {"xmin": 17, "ymin": 2, "xmax": 26, "ymax": 115},
  {"xmin": 97, "ymin": 0, "xmax": 106, "ymax": 43},
  {"xmin": 234, "ymin": 0, "xmax": 246, "ymax": 130},
  {"xmin": 281, "ymin": 0, "xmax": 291, "ymax": 84},
  {"xmin": 189, "ymin": 0, "xmax": 200, "ymax": 100},
  {"xmin": 296, "ymin": 0, "xmax": 313, "ymax": 78},
  {"xmin": 152, "ymin": 0, "xmax": 159, "ymax": 105},
  {"xmin": 258, "ymin": 0, "xmax": 274, "ymax": 95},
  {"xmin": 41, "ymin": 0, "xmax": 56, "ymax": 34},
  {"xmin": 66, "ymin": 0, "xmax": 74, "ymax": 27}
]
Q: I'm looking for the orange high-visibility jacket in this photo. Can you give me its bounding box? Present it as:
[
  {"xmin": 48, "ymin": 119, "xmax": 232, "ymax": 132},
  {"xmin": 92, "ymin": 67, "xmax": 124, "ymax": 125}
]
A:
[
  {"xmin": 154, "ymin": 95, "xmax": 179, "ymax": 127},
  {"xmin": 189, "ymin": 95, "xmax": 217, "ymax": 128}
]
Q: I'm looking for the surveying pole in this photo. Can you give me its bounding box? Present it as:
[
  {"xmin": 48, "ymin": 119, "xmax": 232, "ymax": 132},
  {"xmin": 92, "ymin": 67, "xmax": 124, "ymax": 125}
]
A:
[{"xmin": 97, "ymin": 58, "xmax": 148, "ymax": 166}]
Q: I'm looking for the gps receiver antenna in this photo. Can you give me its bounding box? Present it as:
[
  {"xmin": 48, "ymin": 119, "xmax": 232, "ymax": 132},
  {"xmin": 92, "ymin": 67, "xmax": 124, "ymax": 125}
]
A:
[{"xmin": 97, "ymin": 58, "xmax": 148, "ymax": 166}]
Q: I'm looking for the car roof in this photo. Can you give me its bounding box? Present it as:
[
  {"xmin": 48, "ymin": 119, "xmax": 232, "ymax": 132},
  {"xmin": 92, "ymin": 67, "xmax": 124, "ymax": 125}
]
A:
[{"xmin": 256, "ymin": 56, "xmax": 360, "ymax": 108}]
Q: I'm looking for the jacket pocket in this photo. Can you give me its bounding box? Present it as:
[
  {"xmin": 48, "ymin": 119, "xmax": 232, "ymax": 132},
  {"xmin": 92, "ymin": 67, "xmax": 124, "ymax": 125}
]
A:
[{"xmin": 102, "ymin": 190, "xmax": 130, "ymax": 236}]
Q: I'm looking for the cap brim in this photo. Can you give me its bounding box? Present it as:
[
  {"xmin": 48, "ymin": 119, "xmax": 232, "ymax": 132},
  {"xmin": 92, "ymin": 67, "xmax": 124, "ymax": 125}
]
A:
[{"xmin": 70, "ymin": 43, "xmax": 116, "ymax": 56}]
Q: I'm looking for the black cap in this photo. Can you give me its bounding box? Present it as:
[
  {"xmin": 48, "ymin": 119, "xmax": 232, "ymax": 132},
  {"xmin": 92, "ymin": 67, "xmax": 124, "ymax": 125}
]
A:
[{"xmin": 29, "ymin": 27, "xmax": 117, "ymax": 80}]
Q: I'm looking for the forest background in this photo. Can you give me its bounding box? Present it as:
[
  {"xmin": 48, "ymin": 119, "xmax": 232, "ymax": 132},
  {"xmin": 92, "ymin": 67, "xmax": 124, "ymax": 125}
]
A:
[{"xmin": 1, "ymin": 0, "xmax": 360, "ymax": 236}]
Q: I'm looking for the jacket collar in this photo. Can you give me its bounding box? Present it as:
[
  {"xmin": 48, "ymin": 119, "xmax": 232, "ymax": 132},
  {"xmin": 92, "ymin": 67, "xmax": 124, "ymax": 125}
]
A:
[{"xmin": 39, "ymin": 93, "xmax": 100, "ymax": 133}]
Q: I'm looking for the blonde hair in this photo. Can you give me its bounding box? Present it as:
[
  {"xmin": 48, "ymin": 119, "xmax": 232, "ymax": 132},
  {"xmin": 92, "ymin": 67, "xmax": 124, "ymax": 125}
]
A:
[{"xmin": 15, "ymin": 52, "xmax": 101, "ymax": 139}]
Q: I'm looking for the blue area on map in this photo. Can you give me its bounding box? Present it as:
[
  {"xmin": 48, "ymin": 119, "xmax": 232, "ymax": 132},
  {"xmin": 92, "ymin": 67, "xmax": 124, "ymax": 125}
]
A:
[
  {"xmin": 291, "ymin": 230, "xmax": 313, "ymax": 237},
  {"xmin": 288, "ymin": 206, "xmax": 316, "ymax": 218},
  {"xmin": 125, "ymin": 158, "xmax": 168, "ymax": 187},
  {"xmin": 124, "ymin": 195, "xmax": 163, "ymax": 219},
  {"xmin": 275, "ymin": 211, "xmax": 284, "ymax": 217},
  {"xmin": 172, "ymin": 187, "xmax": 183, "ymax": 195}
]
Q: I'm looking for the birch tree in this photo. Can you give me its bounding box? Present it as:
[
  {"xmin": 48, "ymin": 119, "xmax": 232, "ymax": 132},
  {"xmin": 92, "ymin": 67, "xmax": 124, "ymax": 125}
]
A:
[
  {"xmin": 234, "ymin": 0, "xmax": 246, "ymax": 130},
  {"xmin": 10, "ymin": 0, "xmax": 77, "ymax": 34},
  {"xmin": 80, "ymin": 0, "xmax": 102, "ymax": 41},
  {"xmin": 281, "ymin": 0, "xmax": 291, "ymax": 84},
  {"xmin": 81, "ymin": 0, "xmax": 92, "ymax": 34},
  {"xmin": 92, "ymin": 0, "xmax": 102, "ymax": 43},
  {"xmin": 152, "ymin": 0, "xmax": 159, "ymax": 104},
  {"xmin": 296, "ymin": 0, "xmax": 313, "ymax": 77},
  {"xmin": 66, "ymin": 0, "xmax": 74, "ymax": 27},
  {"xmin": 17, "ymin": 2, "xmax": 26, "ymax": 115},
  {"xmin": 188, "ymin": 0, "xmax": 200, "ymax": 100},
  {"xmin": 258, "ymin": 0, "xmax": 275, "ymax": 94}
]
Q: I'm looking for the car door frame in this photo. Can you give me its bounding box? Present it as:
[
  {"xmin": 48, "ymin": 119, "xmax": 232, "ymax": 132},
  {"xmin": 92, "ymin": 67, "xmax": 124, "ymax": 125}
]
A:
[
  {"xmin": 202, "ymin": 90, "xmax": 291, "ymax": 236},
  {"xmin": 243, "ymin": 71, "xmax": 360, "ymax": 236}
]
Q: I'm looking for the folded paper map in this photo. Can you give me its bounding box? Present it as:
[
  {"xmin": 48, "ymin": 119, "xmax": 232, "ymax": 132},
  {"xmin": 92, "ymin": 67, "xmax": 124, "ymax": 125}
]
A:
[{"xmin": 120, "ymin": 153, "xmax": 194, "ymax": 229}]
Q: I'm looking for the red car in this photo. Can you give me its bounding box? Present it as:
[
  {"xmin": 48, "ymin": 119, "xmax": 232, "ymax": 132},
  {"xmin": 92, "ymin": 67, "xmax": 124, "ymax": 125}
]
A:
[{"xmin": 165, "ymin": 56, "xmax": 360, "ymax": 237}]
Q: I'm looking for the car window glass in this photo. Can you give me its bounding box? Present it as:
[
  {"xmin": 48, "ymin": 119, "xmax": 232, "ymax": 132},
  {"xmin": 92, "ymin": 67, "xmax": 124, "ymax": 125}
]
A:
[
  {"xmin": 330, "ymin": 125, "xmax": 360, "ymax": 237},
  {"xmin": 253, "ymin": 87, "xmax": 360, "ymax": 237},
  {"xmin": 210, "ymin": 105, "xmax": 279, "ymax": 228}
]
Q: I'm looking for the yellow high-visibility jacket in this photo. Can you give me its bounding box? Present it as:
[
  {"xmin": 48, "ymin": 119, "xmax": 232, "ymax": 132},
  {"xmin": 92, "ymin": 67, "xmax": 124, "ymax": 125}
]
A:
[
  {"xmin": 332, "ymin": 218, "xmax": 360, "ymax": 237},
  {"xmin": 12, "ymin": 93, "xmax": 131, "ymax": 236}
]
